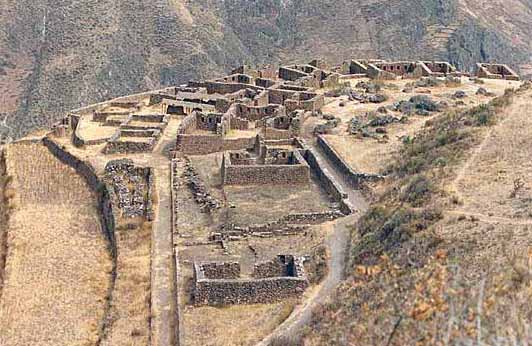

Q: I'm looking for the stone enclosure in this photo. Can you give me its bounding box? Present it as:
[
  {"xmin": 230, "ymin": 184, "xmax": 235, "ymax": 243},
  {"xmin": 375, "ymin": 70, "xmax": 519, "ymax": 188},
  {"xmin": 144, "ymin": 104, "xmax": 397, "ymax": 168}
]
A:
[{"xmin": 193, "ymin": 255, "xmax": 308, "ymax": 306}]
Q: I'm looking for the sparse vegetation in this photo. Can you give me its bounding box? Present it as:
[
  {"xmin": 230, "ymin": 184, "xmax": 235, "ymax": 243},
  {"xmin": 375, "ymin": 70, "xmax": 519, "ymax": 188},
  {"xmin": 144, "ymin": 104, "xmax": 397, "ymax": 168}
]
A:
[
  {"xmin": 0, "ymin": 142, "xmax": 112, "ymax": 346},
  {"xmin": 305, "ymin": 84, "xmax": 530, "ymax": 345}
]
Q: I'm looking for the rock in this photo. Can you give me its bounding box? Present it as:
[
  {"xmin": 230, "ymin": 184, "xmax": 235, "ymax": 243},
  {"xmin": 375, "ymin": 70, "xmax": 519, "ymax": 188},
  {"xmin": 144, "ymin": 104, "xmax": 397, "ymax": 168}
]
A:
[
  {"xmin": 476, "ymin": 87, "xmax": 488, "ymax": 95},
  {"xmin": 453, "ymin": 90, "xmax": 467, "ymax": 99},
  {"xmin": 375, "ymin": 127, "xmax": 387, "ymax": 134},
  {"xmin": 368, "ymin": 115, "xmax": 399, "ymax": 127},
  {"xmin": 409, "ymin": 95, "xmax": 440, "ymax": 112},
  {"xmin": 348, "ymin": 91, "xmax": 366, "ymax": 102},
  {"xmin": 415, "ymin": 77, "xmax": 442, "ymax": 88},
  {"xmin": 416, "ymin": 109, "xmax": 430, "ymax": 116},
  {"xmin": 377, "ymin": 106, "xmax": 388, "ymax": 114},
  {"xmin": 339, "ymin": 102, "xmax": 346, "ymax": 107},
  {"xmin": 368, "ymin": 93, "xmax": 387, "ymax": 103},
  {"xmin": 356, "ymin": 81, "xmax": 381, "ymax": 93}
]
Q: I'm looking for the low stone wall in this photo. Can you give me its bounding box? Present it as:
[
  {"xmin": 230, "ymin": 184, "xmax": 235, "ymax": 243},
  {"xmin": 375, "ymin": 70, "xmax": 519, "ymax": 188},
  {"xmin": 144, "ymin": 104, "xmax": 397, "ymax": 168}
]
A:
[
  {"xmin": 177, "ymin": 134, "xmax": 223, "ymax": 155},
  {"xmin": 103, "ymin": 137, "xmax": 158, "ymax": 154},
  {"xmin": 222, "ymin": 150, "xmax": 310, "ymax": 186},
  {"xmin": 278, "ymin": 211, "xmax": 344, "ymax": 224},
  {"xmin": 183, "ymin": 159, "xmax": 221, "ymax": 212},
  {"xmin": 317, "ymin": 135, "xmax": 384, "ymax": 187},
  {"xmin": 262, "ymin": 127, "xmax": 293, "ymax": 140},
  {"xmin": 193, "ymin": 256, "xmax": 308, "ymax": 306}
]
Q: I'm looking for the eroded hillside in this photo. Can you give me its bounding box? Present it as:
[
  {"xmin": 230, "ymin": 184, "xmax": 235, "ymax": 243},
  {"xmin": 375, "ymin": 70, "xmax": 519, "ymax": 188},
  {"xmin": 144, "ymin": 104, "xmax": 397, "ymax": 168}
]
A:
[{"xmin": 1, "ymin": 0, "xmax": 532, "ymax": 140}]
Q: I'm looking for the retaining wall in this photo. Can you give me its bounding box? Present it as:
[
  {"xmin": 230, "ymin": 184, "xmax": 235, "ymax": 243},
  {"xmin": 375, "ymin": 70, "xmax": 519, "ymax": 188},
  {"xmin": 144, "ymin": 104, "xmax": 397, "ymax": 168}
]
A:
[{"xmin": 317, "ymin": 135, "xmax": 383, "ymax": 188}]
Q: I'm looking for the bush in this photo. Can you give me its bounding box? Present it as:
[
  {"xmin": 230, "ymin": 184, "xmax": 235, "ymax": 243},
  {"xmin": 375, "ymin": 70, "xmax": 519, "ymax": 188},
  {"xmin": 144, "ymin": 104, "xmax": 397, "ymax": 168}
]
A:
[
  {"xmin": 353, "ymin": 207, "xmax": 442, "ymax": 265},
  {"xmin": 400, "ymin": 175, "xmax": 433, "ymax": 207}
]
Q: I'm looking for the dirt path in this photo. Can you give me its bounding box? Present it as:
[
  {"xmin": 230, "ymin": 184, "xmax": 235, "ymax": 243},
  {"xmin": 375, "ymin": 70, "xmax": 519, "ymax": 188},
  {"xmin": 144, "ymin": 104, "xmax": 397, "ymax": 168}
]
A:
[
  {"xmin": 150, "ymin": 119, "xmax": 180, "ymax": 346},
  {"xmin": 449, "ymin": 94, "xmax": 532, "ymax": 224},
  {"xmin": 258, "ymin": 127, "xmax": 368, "ymax": 345}
]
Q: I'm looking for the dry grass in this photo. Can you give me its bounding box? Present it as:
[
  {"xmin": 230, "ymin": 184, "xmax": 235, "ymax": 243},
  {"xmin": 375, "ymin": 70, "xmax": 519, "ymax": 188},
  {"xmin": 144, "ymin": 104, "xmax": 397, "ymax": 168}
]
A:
[
  {"xmin": 184, "ymin": 300, "xmax": 297, "ymax": 346},
  {"xmin": 101, "ymin": 220, "xmax": 151, "ymax": 346},
  {"xmin": 0, "ymin": 142, "xmax": 112, "ymax": 346},
  {"xmin": 305, "ymin": 86, "xmax": 531, "ymax": 345},
  {"xmin": 451, "ymin": 93, "xmax": 532, "ymax": 219}
]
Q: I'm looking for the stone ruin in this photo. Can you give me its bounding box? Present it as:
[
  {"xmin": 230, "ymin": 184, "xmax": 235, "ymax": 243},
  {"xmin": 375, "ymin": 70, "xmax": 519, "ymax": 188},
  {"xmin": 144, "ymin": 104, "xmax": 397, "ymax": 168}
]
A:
[
  {"xmin": 104, "ymin": 159, "xmax": 154, "ymax": 220},
  {"xmin": 339, "ymin": 59, "xmax": 465, "ymax": 80},
  {"xmin": 221, "ymin": 135, "xmax": 310, "ymax": 186},
  {"xmin": 476, "ymin": 63, "xmax": 520, "ymax": 81},
  {"xmin": 103, "ymin": 114, "xmax": 169, "ymax": 154},
  {"xmin": 183, "ymin": 158, "xmax": 221, "ymax": 213},
  {"xmin": 193, "ymin": 255, "xmax": 308, "ymax": 306}
]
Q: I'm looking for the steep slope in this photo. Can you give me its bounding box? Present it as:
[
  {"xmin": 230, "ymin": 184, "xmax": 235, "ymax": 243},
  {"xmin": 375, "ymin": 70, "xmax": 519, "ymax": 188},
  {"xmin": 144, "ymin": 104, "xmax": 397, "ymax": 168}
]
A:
[
  {"xmin": 1, "ymin": 0, "xmax": 531, "ymax": 140},
  {"xmin": 304, "ymin": 86, "xmax": 532, "ymax": 345}
]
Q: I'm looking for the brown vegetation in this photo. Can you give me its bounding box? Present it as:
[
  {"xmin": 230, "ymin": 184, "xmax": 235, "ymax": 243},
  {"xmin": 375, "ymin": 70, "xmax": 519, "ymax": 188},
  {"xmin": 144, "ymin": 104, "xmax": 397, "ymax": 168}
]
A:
[
  {"xmin": 0, "ymin": 142, "xmax": 112, "ymax": 346},
  {"xmin": 101, "ymin": 220, "xmax": 152, "ymax": 346},
  {"xmin": 305, "ymin": 87, "xmax": 532, "ymax": 345}
]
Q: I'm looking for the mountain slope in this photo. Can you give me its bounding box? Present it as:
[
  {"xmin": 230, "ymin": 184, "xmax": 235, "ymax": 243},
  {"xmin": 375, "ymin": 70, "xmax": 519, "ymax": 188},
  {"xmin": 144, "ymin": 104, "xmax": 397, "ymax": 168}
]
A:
[{"xmin": 0, "ymin": 0, "xmax": 531, "ymax": 139}]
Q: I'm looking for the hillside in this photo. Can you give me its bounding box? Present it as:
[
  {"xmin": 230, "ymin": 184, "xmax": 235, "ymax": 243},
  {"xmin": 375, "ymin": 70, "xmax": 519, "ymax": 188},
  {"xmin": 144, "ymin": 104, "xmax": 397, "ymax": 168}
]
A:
[
  {"xmin": 1, "ymin": 0, "xmax": 532, "ymax": 140},
  {"xmin": 303, "ymin": 84, "xmax": 532, "ymax": 345}
]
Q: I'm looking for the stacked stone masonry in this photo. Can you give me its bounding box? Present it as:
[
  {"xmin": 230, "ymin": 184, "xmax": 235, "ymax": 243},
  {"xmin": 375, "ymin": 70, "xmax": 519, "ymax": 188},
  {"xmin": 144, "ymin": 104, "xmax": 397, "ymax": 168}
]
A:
[{"xmin": 193, "ymin": 255, "xmax": 308, "ymax": 306}]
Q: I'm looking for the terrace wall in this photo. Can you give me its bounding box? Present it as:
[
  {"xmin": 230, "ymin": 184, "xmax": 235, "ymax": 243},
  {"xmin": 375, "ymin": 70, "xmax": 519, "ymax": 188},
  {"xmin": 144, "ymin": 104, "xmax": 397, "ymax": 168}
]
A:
[{"xmin": 317, "ymin": 135, "xmax": 383, "ymax": 188}]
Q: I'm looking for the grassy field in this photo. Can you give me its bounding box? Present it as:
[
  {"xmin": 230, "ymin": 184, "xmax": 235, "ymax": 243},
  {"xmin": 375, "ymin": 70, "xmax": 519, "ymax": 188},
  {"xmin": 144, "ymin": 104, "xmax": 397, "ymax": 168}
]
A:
[{"xmin": 0, "ymin": 142, "xmax": 112, "ymax": 346}]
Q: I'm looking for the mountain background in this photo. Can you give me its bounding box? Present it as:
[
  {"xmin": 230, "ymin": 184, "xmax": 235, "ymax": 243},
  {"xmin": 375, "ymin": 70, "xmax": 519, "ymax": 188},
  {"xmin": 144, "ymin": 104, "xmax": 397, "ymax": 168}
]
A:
[{"xmin": 1, "ymin": 0, "xmax": 531, "ymax": 139}]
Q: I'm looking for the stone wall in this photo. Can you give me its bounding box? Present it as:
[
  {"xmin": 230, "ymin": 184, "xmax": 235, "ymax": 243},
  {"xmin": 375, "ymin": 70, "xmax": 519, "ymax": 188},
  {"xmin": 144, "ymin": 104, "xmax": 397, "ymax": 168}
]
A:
[
  {"xmin": 176, "ymin": 133, "xmax": 255, "ymax": 155},
  {"xmin": 222, "ymin": 150, "xmax": 310, "ymax": 186},
  {"xmin": 253, "ymin": 256, "xmax": 290, "ymax": 278},
  {"xmin": 198, "ymin": 81, "xmax": 264, "ymax": 95},
  {"xmin": 193, "ymin": 256, "xmax": 308, "ymax": 306},
  {"xmin": 279, "ymin": 66, "xmax": 309, "ymax": 81},
  {"xmin": 104, "ymin": 159, "xmax": 154, "ymax": 220},
  {"xmin": 317, "ymin": 135, "xmax": 383, "ymax": 188},
  {"xmin": 176, "ymin": 134, "xmax": 224, "ymax": 155},
  {"xmin": 200, "ymin": 262, "xmax": 240, "ymax": 279},
  {"xmin": 178, "ymin": 113, "xmax": 197, "ymax": 134},
  {"xmin": 195, "ymin": 112, "xmax": 222, "ymax": 132},
  {"xmin": 103, "ymin": 137, "xmax": 158, "ymax": 154},
  {"xmin": 42, "ymin": 137, "xmax": 117, "ymax": 258},
  {"xmin": 476, "ymin": 63, "xmax": 520, "ymax": 80},
  {"xmin": 233, "ymin": 103, "xmax": 282, "ymax": 121},
  {"xmin": 261, "ymin": 127, "xmax": 293, "ymax": 140}
]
